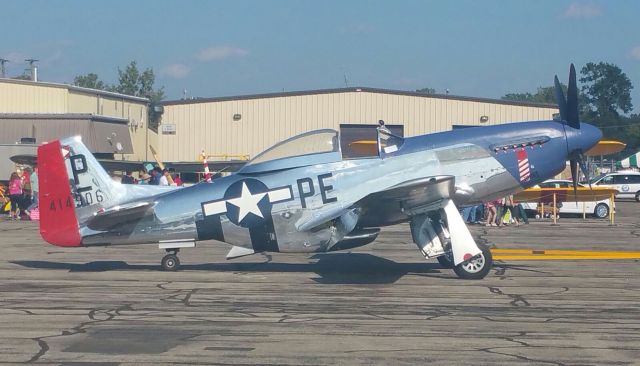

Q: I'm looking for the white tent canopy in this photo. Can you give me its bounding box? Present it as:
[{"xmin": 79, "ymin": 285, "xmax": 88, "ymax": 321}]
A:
[{"xmin": 617, "ymin": 152, "xmax": 640, "ymax": 169}]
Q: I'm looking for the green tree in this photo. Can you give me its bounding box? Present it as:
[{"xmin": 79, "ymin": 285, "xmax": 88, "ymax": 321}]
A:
[
  {"xmin": 416, "ymin": 87, "xmax": 436, "ymax": 94},
  {"xmin": 114, "ymin": 61, "xmax": 165, "ymax": 129},
  {"xmin": 580, "ymin": 62, "xmax": 633, "ymax": 119},
  {"xmin": 502, "ymin": 86, "xmax": 565, "ymax": 104},
  {"xmin": 501, "ymin": 92, "xmax": 534, "ymax": 102},
  {"xmin": 115, "ymin": 61, "xmax": 141, "ymax": 96},
  {"xmin": 72, "ymin": 61, "xmax": 165, "ymax": 129},
  {"xmin": 12, "ymin": 72, "xmax": 32, "ymax": 80},
  {"xmin": 73, "ymin": 73, "xmax": 107, "ymax": 90},
  {"xmin": 115, "ymin": 61, "xmax": 164, "ymax": 101}
]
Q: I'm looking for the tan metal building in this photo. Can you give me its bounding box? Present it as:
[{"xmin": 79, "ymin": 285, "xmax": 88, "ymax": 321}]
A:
[
  {"xmin": 159, "ymin": 87, "xmax": 558, "ymax": 162},
  {"xmin": 0, "ymin": 78, "xmax": 155, "ymax": 161},
  {"xmin": 0, "ymin": 80, "xmax": 559, "ymax": 165}
]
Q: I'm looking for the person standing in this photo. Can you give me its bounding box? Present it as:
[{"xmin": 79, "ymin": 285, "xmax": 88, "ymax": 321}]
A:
[
  {"xmin": 8, "ymin": 172, "xmax": 23, "ymax": 220},
  {"xmin": 21, "ymin": 168, "xmax": 32, "ymax": 210},
  {"xmin": 462, "ymin": 204, "xmax": 480, "ymax": 224},
  {"xmin": 138, "ymin": 172, "xmax": 151, "ymax": 184},
  {"xmin": 158, "ymin": 169, "xmax": 170, "ymax": 186},
  {"xmin": 512, "ymin": 195, "xmax": 529, "ymax": 224},
  {"xmin": 26, "ymin": 165, "xmax": 38, "ymax": 214},
  {"xmin": 494, "ymin": 197, "xmax": 505, "ymax": 226},
  {"xmin": 503, "ymin": 194, "xmax": 518, "ymax": 226},
  {"xmin": 121, "ymin": 171, "xmax": 136, "ymax": 184},
  {"xmin": 173, "ymin": 173, "xmax": 183, "ymax": 186},
  {"xmin": 148, "ymin": 168, "xmax": 160, "ymax": 185},
  {"xmin": 484, "ymin": 200, "xmax": 497, "ymax": 227},
  {"xmin": 462, "ymin": 206, "xmax": 473, "ymax": 223}
]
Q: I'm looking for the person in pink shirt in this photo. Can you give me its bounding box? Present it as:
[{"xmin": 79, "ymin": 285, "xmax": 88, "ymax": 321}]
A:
[
  {"xmin": 484, "ymin": 200, "xmax": 498, "ymax": 227},
  {"xmin": 8, "ymin": 172, "xmax": 23, "ymax": 220}
]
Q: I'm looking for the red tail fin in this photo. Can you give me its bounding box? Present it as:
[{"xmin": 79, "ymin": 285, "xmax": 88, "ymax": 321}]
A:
[{"xmin": 38, "ymin": 140, "xmax": 82, "ymax": 247}]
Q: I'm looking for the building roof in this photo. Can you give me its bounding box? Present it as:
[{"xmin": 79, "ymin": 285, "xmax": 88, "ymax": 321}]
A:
[
  {"xmin": 0, "ymin": 78, "xmax": 149, "ymax": 103},
  {"xmin": 161, "ymin": 86, "xmax": 558, "ymax": 109},
  {"xmin": 0, "ymin": 113, "xmax": 130, "ymax": 124}
]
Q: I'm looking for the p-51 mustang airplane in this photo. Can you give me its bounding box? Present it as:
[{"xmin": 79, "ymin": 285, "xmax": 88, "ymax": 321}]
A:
[{"xmin": 37, "ymin": 65, "xmax": 601, "ymax": 279}]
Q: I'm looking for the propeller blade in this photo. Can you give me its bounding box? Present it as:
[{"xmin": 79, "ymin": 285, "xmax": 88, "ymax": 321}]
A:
[
  {"xmin": 570, "ymin": 158, "xmax": 579, "ymax": 203},
  {"xmin": 554, "ymin": 75, "xmax": 568, "ymax": 122},
  {"xmin": 578, "ymin": 154, "xmax": 591, "ymax": 189},
  {"xmin": 566, "ymin": 64, "xmax": 580, "ymax": 128}
]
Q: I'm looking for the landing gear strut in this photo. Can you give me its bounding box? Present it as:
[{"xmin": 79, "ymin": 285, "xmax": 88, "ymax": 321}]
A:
[
  {"xmin": 161, "ymin": 249, "xmax": 180, "ymax": 271},
  {"xmin": 411, "ymin": 199, "xmax": 493, "ymax": 279}
]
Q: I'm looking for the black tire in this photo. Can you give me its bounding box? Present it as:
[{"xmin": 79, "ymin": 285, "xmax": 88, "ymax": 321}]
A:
[
  {"xmin": 593, "ymin": 203, "xmax": 609, "ymax": 219},
  {"xmin": 161, "ymin": 254, "xmax": 180, "ymax": 271},
  {"xmin": 635, "ymin": 191, "xmax": 640, "ymax": 202},
  {"xmin": 437, "ymin": 254, "xmax": 454, "ymax": 268},
  {"xmin": 453, "ymin": 244, "xmax": 492, "ymax": 280}
]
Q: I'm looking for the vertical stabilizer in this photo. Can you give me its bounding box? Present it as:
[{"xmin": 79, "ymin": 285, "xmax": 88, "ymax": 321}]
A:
[
  {"xmin": 38, "ymin": 136, "xmax": 126, "ymax": 246},
  {"xmin": 38, "ymin": 139, "xmax": 82, "ymax": 246}
]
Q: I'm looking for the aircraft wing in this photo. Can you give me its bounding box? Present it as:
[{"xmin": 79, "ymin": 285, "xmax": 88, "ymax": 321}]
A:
[
  {"xmin": 296, "ymin": 175, "xmax": 455, "ymax": 231},
  {"xmin": 85, "ymin": 201, "xmax": 154, "ymax": 231},
  {"xmin": 359, "ymin": 175, "xmax": 454, "ymax": 215}
]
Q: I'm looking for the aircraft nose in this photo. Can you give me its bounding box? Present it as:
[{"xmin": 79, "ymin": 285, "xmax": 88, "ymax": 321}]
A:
[{"xmin": 566, "ymin": 122, "xmax": 602, "ymax": 154}]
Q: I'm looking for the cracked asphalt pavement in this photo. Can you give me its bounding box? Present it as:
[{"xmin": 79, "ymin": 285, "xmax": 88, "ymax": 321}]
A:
[{"xmin": 0, "ymin": 201, "xmax": 639, "ymax": 365}]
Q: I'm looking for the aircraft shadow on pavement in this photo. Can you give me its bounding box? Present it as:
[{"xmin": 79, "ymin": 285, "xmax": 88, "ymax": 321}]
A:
[{"xmin": 11, "ymin": 253, "xmax": 443, "ymax": 285}]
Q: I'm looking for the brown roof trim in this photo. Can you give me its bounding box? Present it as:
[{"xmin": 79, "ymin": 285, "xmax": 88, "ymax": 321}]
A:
[
  {"xmin": 161, "ymin": 86, "xmax": 558, "ymax": 109},
  {"xmin": 0, "ymin": 113, "xmax": 129, "ymax": 124}
]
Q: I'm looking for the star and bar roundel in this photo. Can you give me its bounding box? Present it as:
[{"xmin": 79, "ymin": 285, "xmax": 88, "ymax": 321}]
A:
[{"xmin": 201, "ymin": 179, "xmax": 294, "ymax": 228}]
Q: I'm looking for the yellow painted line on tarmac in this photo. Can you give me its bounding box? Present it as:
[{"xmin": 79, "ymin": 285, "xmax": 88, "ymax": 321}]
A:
[{"xmin": 490, "ymin": 248, "xmax": 640, "ymax": 261}]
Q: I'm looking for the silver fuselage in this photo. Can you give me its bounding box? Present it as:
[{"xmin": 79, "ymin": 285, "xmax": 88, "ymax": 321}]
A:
[{"xmin": 79, "ymin": 120, "xmax": 601, "ymax": 253}]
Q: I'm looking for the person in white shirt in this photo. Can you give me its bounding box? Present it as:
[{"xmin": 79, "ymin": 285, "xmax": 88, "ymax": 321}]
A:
[{"xmin": 158, "ymin": 169, "xmax": 169, "ymax": 186}]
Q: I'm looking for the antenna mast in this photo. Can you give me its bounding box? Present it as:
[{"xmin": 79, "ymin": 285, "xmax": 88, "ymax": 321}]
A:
[
  {"xmin": 25, "ymin": 59, "xmax": 39, "ymax": 81},
  {"xmin": 0, "ymin": 58, "xmax": 8, "ymax": 78}
]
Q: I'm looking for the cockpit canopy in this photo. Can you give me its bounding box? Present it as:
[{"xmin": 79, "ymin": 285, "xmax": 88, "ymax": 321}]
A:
[
  {"xmin": 249, "ymin": 129, "xmax": 340, "ymax": 165},
  {"xmin": 239, "ymin": 129, "xmax": 342, "ymax": 173},
  {"xmin": 238, "ymin": 126, "xmax": 404, "ymax": 174}
]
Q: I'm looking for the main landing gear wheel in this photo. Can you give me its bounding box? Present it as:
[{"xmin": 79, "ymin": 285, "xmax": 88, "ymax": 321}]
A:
[
  {"xmin": 161, "ymin": 253, "xmax": 180, "ymax": 271},
  {"xmin": 453, "ymin": 244, "xmax": 492, "ymax": 280}
]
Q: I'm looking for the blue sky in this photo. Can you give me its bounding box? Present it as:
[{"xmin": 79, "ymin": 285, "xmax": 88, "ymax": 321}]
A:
[{"xmin": 2, "ymin": 0, "xmax": 640, "ymax": 111}]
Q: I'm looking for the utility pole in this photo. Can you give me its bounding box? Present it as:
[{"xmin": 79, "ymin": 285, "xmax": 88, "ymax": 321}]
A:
[
  {"xmin": 25, "ymin": 59, "xmax": 39, "ymax": 81},
  {"xmin": 0, "ymin": 58, "xmax": 8, "ymax": 78}
]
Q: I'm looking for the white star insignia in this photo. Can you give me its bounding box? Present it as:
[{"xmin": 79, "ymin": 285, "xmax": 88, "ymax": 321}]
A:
[{"xmin": 226, "ymin": 182, "xmax": 266, "ymax": 222}]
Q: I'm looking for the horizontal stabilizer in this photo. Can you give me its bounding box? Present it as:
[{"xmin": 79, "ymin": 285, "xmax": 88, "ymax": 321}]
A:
[
  {"xmin": 226, "ymin": 246, "xmax": 256, "ymax": 259},
  {"xmin": 86, "ymin": 202, "xmax": 153, "ymax": 231}
]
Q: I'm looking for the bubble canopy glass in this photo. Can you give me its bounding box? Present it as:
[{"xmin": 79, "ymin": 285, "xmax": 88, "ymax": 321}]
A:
[{"xmin": 239, "ymin": 129, "xmax": 341, "ymax": 173}]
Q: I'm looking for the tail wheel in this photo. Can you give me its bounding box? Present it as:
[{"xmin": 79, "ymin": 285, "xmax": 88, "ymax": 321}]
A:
[
  {"xmin": 594, "ymin": 203, "xmax": 609, "ymax": 219},
  {"xmin": 453, "ymin": 244, "xmax": 492, "ymax": 280},
  {"xmin": 161, "ymin": 254, "xmax": 180, "ymax": 271}
]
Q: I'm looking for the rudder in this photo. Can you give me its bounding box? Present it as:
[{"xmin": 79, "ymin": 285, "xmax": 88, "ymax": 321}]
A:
[{"xmin": 38, "ymin": 139, "xmax": 82, "ymax": 246}]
